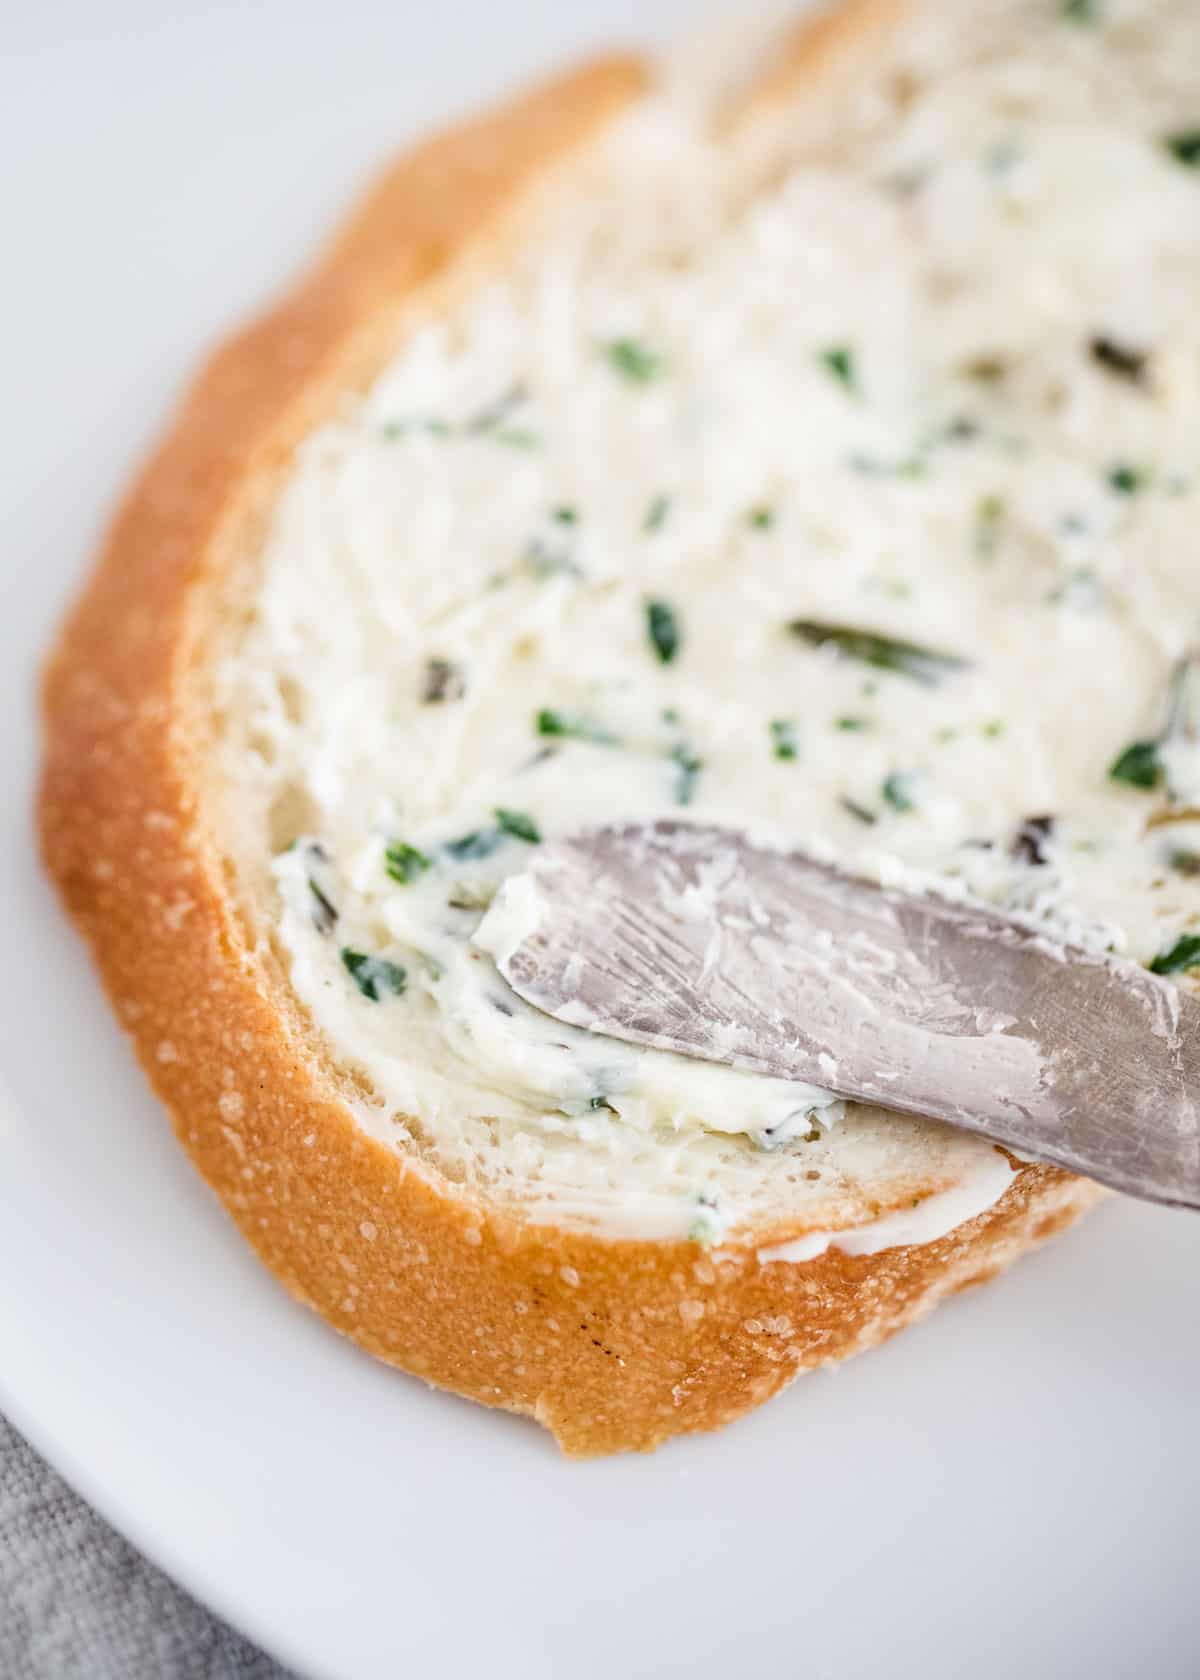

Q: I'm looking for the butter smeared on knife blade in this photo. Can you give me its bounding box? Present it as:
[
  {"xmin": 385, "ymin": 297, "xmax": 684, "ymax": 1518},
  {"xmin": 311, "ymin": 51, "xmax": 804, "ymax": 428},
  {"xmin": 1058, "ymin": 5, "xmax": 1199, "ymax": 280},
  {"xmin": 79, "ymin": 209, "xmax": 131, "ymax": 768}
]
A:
[{"xmin": 482, "ymin": 821, "xmax": 1200, "ymax": 1209}]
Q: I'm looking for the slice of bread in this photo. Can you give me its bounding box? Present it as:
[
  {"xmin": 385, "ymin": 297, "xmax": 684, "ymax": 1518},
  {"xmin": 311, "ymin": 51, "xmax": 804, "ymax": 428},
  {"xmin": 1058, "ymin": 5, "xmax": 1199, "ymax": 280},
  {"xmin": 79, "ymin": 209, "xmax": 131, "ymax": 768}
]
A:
[{"xmin": 48, "ymin": 0, "xmax": 1198, "ymax": 1454}]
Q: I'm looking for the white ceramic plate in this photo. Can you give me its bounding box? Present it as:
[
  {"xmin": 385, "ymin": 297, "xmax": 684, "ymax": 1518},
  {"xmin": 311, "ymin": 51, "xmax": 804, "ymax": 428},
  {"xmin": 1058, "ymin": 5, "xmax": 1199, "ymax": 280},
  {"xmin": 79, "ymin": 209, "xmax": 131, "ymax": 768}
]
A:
[{"xmin": 6, "ymin": 4, "xmax": 1200, "ymax": 1676}]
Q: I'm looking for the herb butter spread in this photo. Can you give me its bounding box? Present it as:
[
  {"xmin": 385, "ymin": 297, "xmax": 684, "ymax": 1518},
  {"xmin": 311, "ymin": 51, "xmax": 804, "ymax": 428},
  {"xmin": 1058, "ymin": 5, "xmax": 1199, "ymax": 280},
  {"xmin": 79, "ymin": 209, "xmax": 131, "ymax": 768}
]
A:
[{"xmin": 220, "ymin": 0, "xmax": 1200, "ymax": 1243}]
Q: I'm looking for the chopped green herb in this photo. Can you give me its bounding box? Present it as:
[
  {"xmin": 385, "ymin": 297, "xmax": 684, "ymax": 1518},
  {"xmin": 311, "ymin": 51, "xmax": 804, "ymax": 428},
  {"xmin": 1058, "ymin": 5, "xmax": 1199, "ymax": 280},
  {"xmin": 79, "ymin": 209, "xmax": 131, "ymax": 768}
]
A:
[
  {"xmin": 819, "ymin": 345, "xmax": 856, "ymax": 391},
  {"xmin": 1164, "ymin": 130, "xmax": 1200, "ymax": 169},
  {"xmin": 1148, "ymin": 933, "xmax": 1200, "ymax": 976},
  {"xmin": 835, "ymin": 715, "xmax": 870, "ymax": 732},
  {"xmin": 1167, "ymin": 847, "xmax": 1200, "ymax": 878},
  {"xmin": 553, "ymin": 505, "xmax": 578, "ymax": 525},
  {"xmin": 748, "ymin": 506, "xmax": 775, "ymax": 530},
  {"xmin": 535, "ymin": 708, "xmax": 619, "ymax": 745},
  {"xmin": 444, "ymin": 830, "xmax": 504, "ymax": 862},
  {"xmin": 1089, "ymin": 335, "xmax": 1148, "ymax": 384},
  {"xmin": 308, "ymin": 877, "xmax": 338, "ymax": 934},
  {"xmin": 644, "ymin": 493, "xmax": 671, "ymax": 532},
  {"xmin": 341, "ymin": 948, "xmax": 407, "ymax": 1001},
  {"xmin": 605, "ymin": 338, "xmax": 663, "ymax": 383},
  {"xmin": 1107, "ymin": 462, "xmax": 1147, "ymax": 495},
  {"xmin": 839, "ymin": 794, "xmax": 877, "ymax": 825},
  {"xmin": 1109, "ymin": 738, "xmax": 1162, "ymax": 790},
  {"xmin": 1062, "ymin": 0, "xmax": 1098, "ymax": 19},
  {"xmin": 646, "ymin": 599, "xmax": 681, "ymax": 665},
  {"xmin": 789, "ymin": 619, "xmax": 971, "ymax": 686},
  {"xmin": 384, "ymin": 841, "xmax": 431, "ymax": 885},
  {"xmin": 982, "ymin": 719, "xmax": 1006, "ymax": 739},
  {"xmin": 770, "ymin": 719, "xmax": 799, "ymax": 761},
  {"xmin": 669, "ymin": 742, "xmax": 702, "ymax": 806},
  {"xmin": 466, "ymin": 382, "xmax": 528, "ymax": 434},
  {"xmin": 494, "ymin": 807, "xmax": 541, "ymax": 844},
  {"xmin": 422, "ymin": 657, "xmax": 465, "ymax": 704},
  {"xmin": 881, "ymin": 771, "xmax": 919, "ymax": 813}
]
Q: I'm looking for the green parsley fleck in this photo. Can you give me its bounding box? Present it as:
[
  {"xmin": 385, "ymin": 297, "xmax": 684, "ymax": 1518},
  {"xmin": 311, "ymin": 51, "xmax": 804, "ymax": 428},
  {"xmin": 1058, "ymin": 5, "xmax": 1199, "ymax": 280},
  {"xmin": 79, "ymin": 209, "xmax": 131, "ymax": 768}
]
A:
[
  {"xmin": 982, "ymin": 719, "xmax": 1006, "ymax": 739},
  {"xmin": 770, "ymin": 719, "xmax": 799, "ymax": 761},
  {"xmin": 1107, "ymin": 463, "xmax": 1147, "ymax": 495},
  {"xmin": 1164, "ymin": 130, "xmax": 1200, "ymax": 169},
  {"xmin": 341, "ymin": 948, "xmax": 407, "ymax": 1001},
  {"xmin": 1168, "ymin": 847, "xmax": 1200, "ymax": 878},
  {"xmin": 553, "ymin": 505, "xmax": 578, "ymax": 525},
  {"xmin": 836, "ymin": 715, "xmax": 870, "ymax": 732},
  {"xmin": 444, "ymin": 830, "xmax": 505, "ymax": 862},
  {"xmin": 748, "ymin": 506, "xmax": 775, "ymax": 530},
  {"xmin": 1062, "ymin": 0, "xmax": 1098, "ymax": 19},
  {"xmin": 494, "ymin": 807, "xmax": 541, "ymax": 844},
  {"xmin": 881, "ymin": 771, "xmax": 919, "ymax": 813},
  {"xmin": 644, "ymin": 493, "xmax": 671, "ymax": 532},
  {"xmin": 669, "ymin": 742, "xmax": 703, "ymax": 805},
  {"xmin": 535, "ymin": 708, "xmax": 619, "ymax": 745},
  {"xmin": 384, "ymin": 841, "xmax": 431, "ymax": 885},
  {"xmin": 1109, "ymin": 738, "xmax": 1161, "ymax": 790},
  {"xmin": 605, "ymin": 338, "xmax": 664, "ymax": 383},
  {"xmin": 646, "ymin": 598, "xmax": 681, "ymax": 665},
  {"xmin": 1148, "ymin": 933, "xmax": 1200, "ymax": 976},
  {"xmin": 819, "ymin": 345, "xmax": 856, "ymax": 391}
]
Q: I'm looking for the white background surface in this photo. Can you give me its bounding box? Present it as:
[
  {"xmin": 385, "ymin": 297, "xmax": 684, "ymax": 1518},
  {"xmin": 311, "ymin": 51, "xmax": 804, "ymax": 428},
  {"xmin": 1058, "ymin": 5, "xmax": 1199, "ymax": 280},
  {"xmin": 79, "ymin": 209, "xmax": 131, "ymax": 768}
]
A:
[{"xmin": 4, "ymin": 4, "xmax": 1200, "ymax": 1677}]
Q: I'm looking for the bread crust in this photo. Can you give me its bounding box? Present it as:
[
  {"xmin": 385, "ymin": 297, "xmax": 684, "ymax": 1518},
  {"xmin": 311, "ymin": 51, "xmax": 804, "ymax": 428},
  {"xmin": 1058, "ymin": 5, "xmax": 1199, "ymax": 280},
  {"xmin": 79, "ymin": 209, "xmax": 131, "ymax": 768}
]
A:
[{"xmin": 38, "ymin": 21, "xmax": 1101, "ymax": 1457}]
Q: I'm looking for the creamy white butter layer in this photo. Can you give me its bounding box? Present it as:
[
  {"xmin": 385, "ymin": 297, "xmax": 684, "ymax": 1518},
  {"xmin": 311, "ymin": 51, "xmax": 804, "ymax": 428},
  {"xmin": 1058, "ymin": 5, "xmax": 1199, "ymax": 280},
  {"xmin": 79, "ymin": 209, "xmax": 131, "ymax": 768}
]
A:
[{"xmin": 221, "ymin": 0, "xmax": 1200, "ymax": 1242}]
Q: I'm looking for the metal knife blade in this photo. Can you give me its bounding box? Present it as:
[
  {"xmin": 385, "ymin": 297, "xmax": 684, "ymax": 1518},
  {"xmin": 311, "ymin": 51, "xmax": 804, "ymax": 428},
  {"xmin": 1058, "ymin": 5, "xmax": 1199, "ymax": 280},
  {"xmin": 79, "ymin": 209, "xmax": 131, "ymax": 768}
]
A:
[{"xmin": 493, "ymin": 820, "xmax": 1200, "ymax": 1209}]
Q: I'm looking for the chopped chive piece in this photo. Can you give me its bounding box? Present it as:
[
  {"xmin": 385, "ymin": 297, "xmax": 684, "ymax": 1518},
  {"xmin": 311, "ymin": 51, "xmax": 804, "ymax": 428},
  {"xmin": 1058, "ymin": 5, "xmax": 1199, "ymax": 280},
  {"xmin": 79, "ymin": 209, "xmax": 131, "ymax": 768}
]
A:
[
  {"xmin": 819, "ymin": 345, "xmax": 856, "ymax": 390},
  {"xmin": 605, "ymin": 338, "xmax": 663, "ymax": 382},
  {"xmin": 384, "ymin": 841, "xmax": 431, "ymax": 885},
  {"xmin": 308, "ymin": 877, "xmax": 338, "ymax": 934},
  {"xmin": 669, "ymin": 742, "xmax": 702, "ymax": 805},
  {"xmin": 839, "ymin": 794, "xmax": 877, "ymax": 825},
  {"xmin": 1062, "ymin": 0, "xmax": 1098, "ymax": 18},
  {"xmin": 646, "ymin": 599, "xmax": 681, "ymax": 664},
  {"xmin": 748, "ymin": 506, "xmax": 774, "ymax": 530},
  {"xmin": 770, "ymin": 718, "xmax": 799, "ymax": 761},
  {"xmin": 494, "ymin": 807, "xmax": 541, "ymax": 844},
  {"xmin": 1109, "ymin": 738, "xmax": 1161, "ymax": 789},
  {"xmin": 881, "ymin": 771, "xmax": 918, "ymax": 813},
  {"xmin": 553, "ymin": 505, "xmax": 578, "ymax": 524},
  {"xmin": 1164, "ymin": 130, "xmax": 1200, "ymax": 169},
  {"xmin": 982, "ymin": 719, "xmax": 1006, "ymax": 739},
  {"xmin": 644, "ymin": 493, "xmax": 671, "ymax": 532},
  {"xmin": 836, "ymin": 715, "xmax": 870, "ymax": 732},
  {"xmin": 1107, "ymin": 463, "xmax": 1147, "ymax": 495},
  {"xmin": 341, "ymin": 948, "xmax": 407, "ymax": 1001},
  {"xmin": 535, "ymin": 708, "xmax": 619, "ymax": 745},
  {"xmin": 1149, "ymin": 933, "xmax": 1200, "ymax": 976},
  {"xmin": 790, "ymin": 618, "xmax": 971, "ymax": 685},
  {"xmin": 1167, "ymin": 847, "xmax": 1200, "ymax": 878}
]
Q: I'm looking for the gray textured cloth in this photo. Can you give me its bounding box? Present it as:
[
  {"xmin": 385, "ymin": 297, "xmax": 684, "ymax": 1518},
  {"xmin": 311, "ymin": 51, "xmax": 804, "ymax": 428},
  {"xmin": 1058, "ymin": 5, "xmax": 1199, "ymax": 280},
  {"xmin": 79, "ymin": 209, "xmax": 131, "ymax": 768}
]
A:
[{"xmin": 0, "ymin": 1415, "xmax": 295, "ymax": 1680}]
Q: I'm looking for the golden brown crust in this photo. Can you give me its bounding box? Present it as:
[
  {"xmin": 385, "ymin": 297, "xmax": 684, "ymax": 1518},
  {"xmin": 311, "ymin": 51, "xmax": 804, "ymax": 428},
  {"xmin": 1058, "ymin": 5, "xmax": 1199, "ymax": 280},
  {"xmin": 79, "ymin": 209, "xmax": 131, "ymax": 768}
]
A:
[{"xmin": 38, "ymin": 37, "xmax": 1101, "ymax": 1457}]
